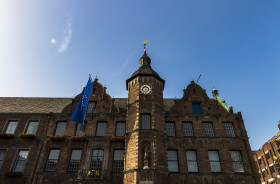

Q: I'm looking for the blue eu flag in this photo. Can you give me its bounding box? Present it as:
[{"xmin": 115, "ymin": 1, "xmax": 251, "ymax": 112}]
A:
[{"xmin": 71, "ymin": 77, "xmax": 93, "ymax": 125}]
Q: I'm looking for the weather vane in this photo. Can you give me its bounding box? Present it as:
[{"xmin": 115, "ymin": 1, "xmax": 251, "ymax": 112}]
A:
[{"xmin": 143, "ymin": 40, "xmax": 148, "ymax": 51}]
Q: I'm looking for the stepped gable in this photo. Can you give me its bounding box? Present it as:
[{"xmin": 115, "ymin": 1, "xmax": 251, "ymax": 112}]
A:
[
  {"xmin": 64, "ymin": 78, "xmax": 127, "ymax": 114},
  {"xmin": 168, "ymin": 81, "xmax": 230, "ymax": 114}
]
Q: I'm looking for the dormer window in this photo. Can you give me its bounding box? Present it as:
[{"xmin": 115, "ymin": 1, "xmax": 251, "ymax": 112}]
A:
[
  {"xmin": 87, "ymin": 102, "xmax": 97, "ymax": 113},
  {"xmin": 192, "ymin": 102, "xmax": 203, "ymax": 114}
]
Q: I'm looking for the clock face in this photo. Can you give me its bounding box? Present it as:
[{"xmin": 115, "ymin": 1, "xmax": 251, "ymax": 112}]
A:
[{"xmin": 140, "ymin": 85, "xmax": 152, "ymax": 95}]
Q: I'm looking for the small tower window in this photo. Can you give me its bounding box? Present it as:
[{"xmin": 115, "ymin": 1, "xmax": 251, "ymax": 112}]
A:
[
  {"xmin": 140, "ymin": 114, "xmax": 151, "ymax": 130},
  {"xmin": 192, "ymin": 102, "xmax": 203, "ymax": 114}
]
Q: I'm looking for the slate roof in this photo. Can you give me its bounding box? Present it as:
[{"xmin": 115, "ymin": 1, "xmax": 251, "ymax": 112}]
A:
[
  {"xmin": 114, "ymin": 98, "xmax": 127, "ymax": 113},
  {"xmin": 163, "ymin": 98, "xmax": 175, "ymax": 111},
  {"xmin": 130, "ymin": 66, "xmax": 162, "ymax": 80},
  {"xmin": 0, "ymin": 97, "xmax": 72, "ymax": 113},
  {"xmin": 0, "ymin": 97, "xmax": 175, "ymax": 114}
]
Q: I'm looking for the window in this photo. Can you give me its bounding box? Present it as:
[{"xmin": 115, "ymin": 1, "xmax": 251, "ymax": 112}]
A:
[
  {"xmin": 54, "ymin": 122, "xmax": 67, "ymax": 135},
  {"xmin": 269, "ymin": 150, "xmax": 273, "ymax": 158},
  {"xmin": 75, "ymin": 122, "xmax": 86, "ymax": 136},
  {"xmin": 230, "ymin": 151, "xmax": 245, "ymax": 173},
  {"xmin": 262, "ymin": 156, "xmax": 266, "ymax": 166},
  {"xmin": 115, "ymin": 122, "xmax": 126, "ymax": 136},
  {"xmin": 203, "ymin": 122, "xmax": 214, "ymax": 137},
  {"xmin": 25, "ymin": 121, "xmax": 39, "ymax": 134},
  {"xmin": 87, "ymin": 102, "xmax": 97, "ymax": 113},
  {"xmin": 68, "ymin": 150, "xmax": 82, "ymax": 172},
  {"xmin": 208, "ymin": 151, "xmax": 222, "ymax": 172},
  {"xmin": 192, "ymin": 102, "xmax": 203, "ymax": 114},
  {"xmin": 90, "ymin": 149, "xmax": 104, "ymax": 170},
  {"xmin": 96, "ymin": 122, "xmax": 107, "ymax": 136},
  {"xmin": 186, "ymin": 150, "xmax": 198, "ymax": 173},
  {"xmin": 167, "ymin": 150, "xmax": 179, "ymax": 172},
  {"xmin": 12, "ymin": 150, "xmax": 29, "ymax": 172},
  {"xmin": 0, "ymin": 150, "xmax": 6, "ymax": 168},
  {"xmin": 141, "ymin": 114, "xmax": 151, "ymax": 130},
  {"xmin": 5, "ymin": 121, "xmax": 18, "ymax": 134},
  {"xmin": 165, "ymin": 122, "xmax": 176, "ymax": 137},
  {"xmin": 262, "ymin": 170, "xmax": 267, "ymax": 177},
  {"xmin": 182, "ymin": 122, "xmax": 194, "ymax": 137},
  {"xmin": 265, "ymin": 152, "xmax": 271, "ymax": 160},
  {"xmin": 45, "ymin": 149, "xmax": 60, "ymax": 171},
  {"xmin": 113, "ymin": 150, "xmax": 125, "ymax": 172},
  {"xmin": 270, "ymin": 165, "xmax": 275, "ymax": 174},
  {"xmin": 224, "ymin": 122, "xmax": 235, "ymax": 137},
  {"xmin": 258, "ymin": 158, "xmax": 263, "ymax": 165}
]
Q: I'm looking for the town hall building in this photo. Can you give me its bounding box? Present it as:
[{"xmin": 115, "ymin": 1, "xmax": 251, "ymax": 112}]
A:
[{"xmin": 0, "ymin": 49, "xmax": 259, "ymax": 184}]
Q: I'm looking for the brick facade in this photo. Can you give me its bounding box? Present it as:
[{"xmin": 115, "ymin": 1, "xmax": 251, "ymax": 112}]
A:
[
  {"xmin": 253, "ymin": 121, "xmax": 280, "ymax": 184},
  {"xmin": 0, "ymin": 50, "xmax": 259, "ymax": 184}
]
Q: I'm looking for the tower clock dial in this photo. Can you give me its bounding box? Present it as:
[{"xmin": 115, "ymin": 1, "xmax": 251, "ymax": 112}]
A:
[{"xmin": 140, "ymin": 85, "xmax": 152, "ymax": 95}]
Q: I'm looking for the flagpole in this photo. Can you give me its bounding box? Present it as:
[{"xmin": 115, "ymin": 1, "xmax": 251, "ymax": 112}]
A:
[
  {"xmin": 89, "ymin": 74, "xmax": 92, "ymax": 82},
  {"xmin": 81, "ymin": 75, "xmax": 92, "ymax": 130}
]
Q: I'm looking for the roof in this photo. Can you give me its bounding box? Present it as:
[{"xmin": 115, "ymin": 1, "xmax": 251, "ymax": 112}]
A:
[
  {"xmin": 113, "ymin": 98, "xmax": 175, "ymax": 112},
  {"xmin": 126, "ymin": 65, "xmax": 165, "ymax": 90},
  {"xmin": 113, "ymin": 98, "xmax": 127, "ymax": 113},
  {"xmin": 130, "ymin": 66, "xmax": 161, "ymax": 79},
  {"xmin": 0, "ymin": 97, "xmax": 72, "ymax": 113},
  {"xmin": 0, "ymin": 97, "xmax": 175, "ymax": 114},
  {"xmin": 163, "ymin": 98, "xmax": 175, "ymax": 111}
]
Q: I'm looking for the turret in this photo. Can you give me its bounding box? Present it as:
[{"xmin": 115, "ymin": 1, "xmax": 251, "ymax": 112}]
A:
[{"xmin": 212, "ymin": 87, "xmax": 233, "ymax": 113}]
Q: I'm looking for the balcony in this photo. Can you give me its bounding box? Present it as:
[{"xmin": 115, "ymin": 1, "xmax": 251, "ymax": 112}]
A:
[{"xmin": 76, "ymin": 169, "xmax": 111, "ymax": 181}]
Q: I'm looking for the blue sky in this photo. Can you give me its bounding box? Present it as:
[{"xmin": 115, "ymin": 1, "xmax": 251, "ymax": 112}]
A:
[{"xmin": 0, "ymin": 0, "xmax": 280, "ymax": 150}]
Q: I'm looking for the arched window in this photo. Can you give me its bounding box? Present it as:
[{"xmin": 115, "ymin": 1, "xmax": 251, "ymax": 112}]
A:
[{"xmin": 89, "ymin": 149, "xmax": 104, "ymax": 171}]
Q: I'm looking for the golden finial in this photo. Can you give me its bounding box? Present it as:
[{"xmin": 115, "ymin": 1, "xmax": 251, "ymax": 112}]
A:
[{"xmin": 143, "ymin": 40, "xmax": 148, "ymax": 51}]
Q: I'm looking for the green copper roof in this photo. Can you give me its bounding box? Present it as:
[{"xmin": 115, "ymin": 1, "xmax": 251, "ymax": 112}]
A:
[{"xmin": 212, "ymin": 88, "xmax": 231, "ymax": 112}]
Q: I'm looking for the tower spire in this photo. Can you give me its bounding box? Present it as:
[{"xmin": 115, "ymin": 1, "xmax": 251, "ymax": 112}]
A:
[{"xmin": 139, "ymin": 40, "xmax": 151, "ymax": 67}]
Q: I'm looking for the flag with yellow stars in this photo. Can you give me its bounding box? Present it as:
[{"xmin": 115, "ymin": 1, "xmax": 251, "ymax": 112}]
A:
[{"xmin": 71, "ymin": 77, "xmax": 93, "ymax": 125}]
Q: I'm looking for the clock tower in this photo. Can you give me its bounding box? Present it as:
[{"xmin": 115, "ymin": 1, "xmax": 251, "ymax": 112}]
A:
[{"xmin": 124, "ymin": 48, "xmax": 168, "ymax": 184}]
